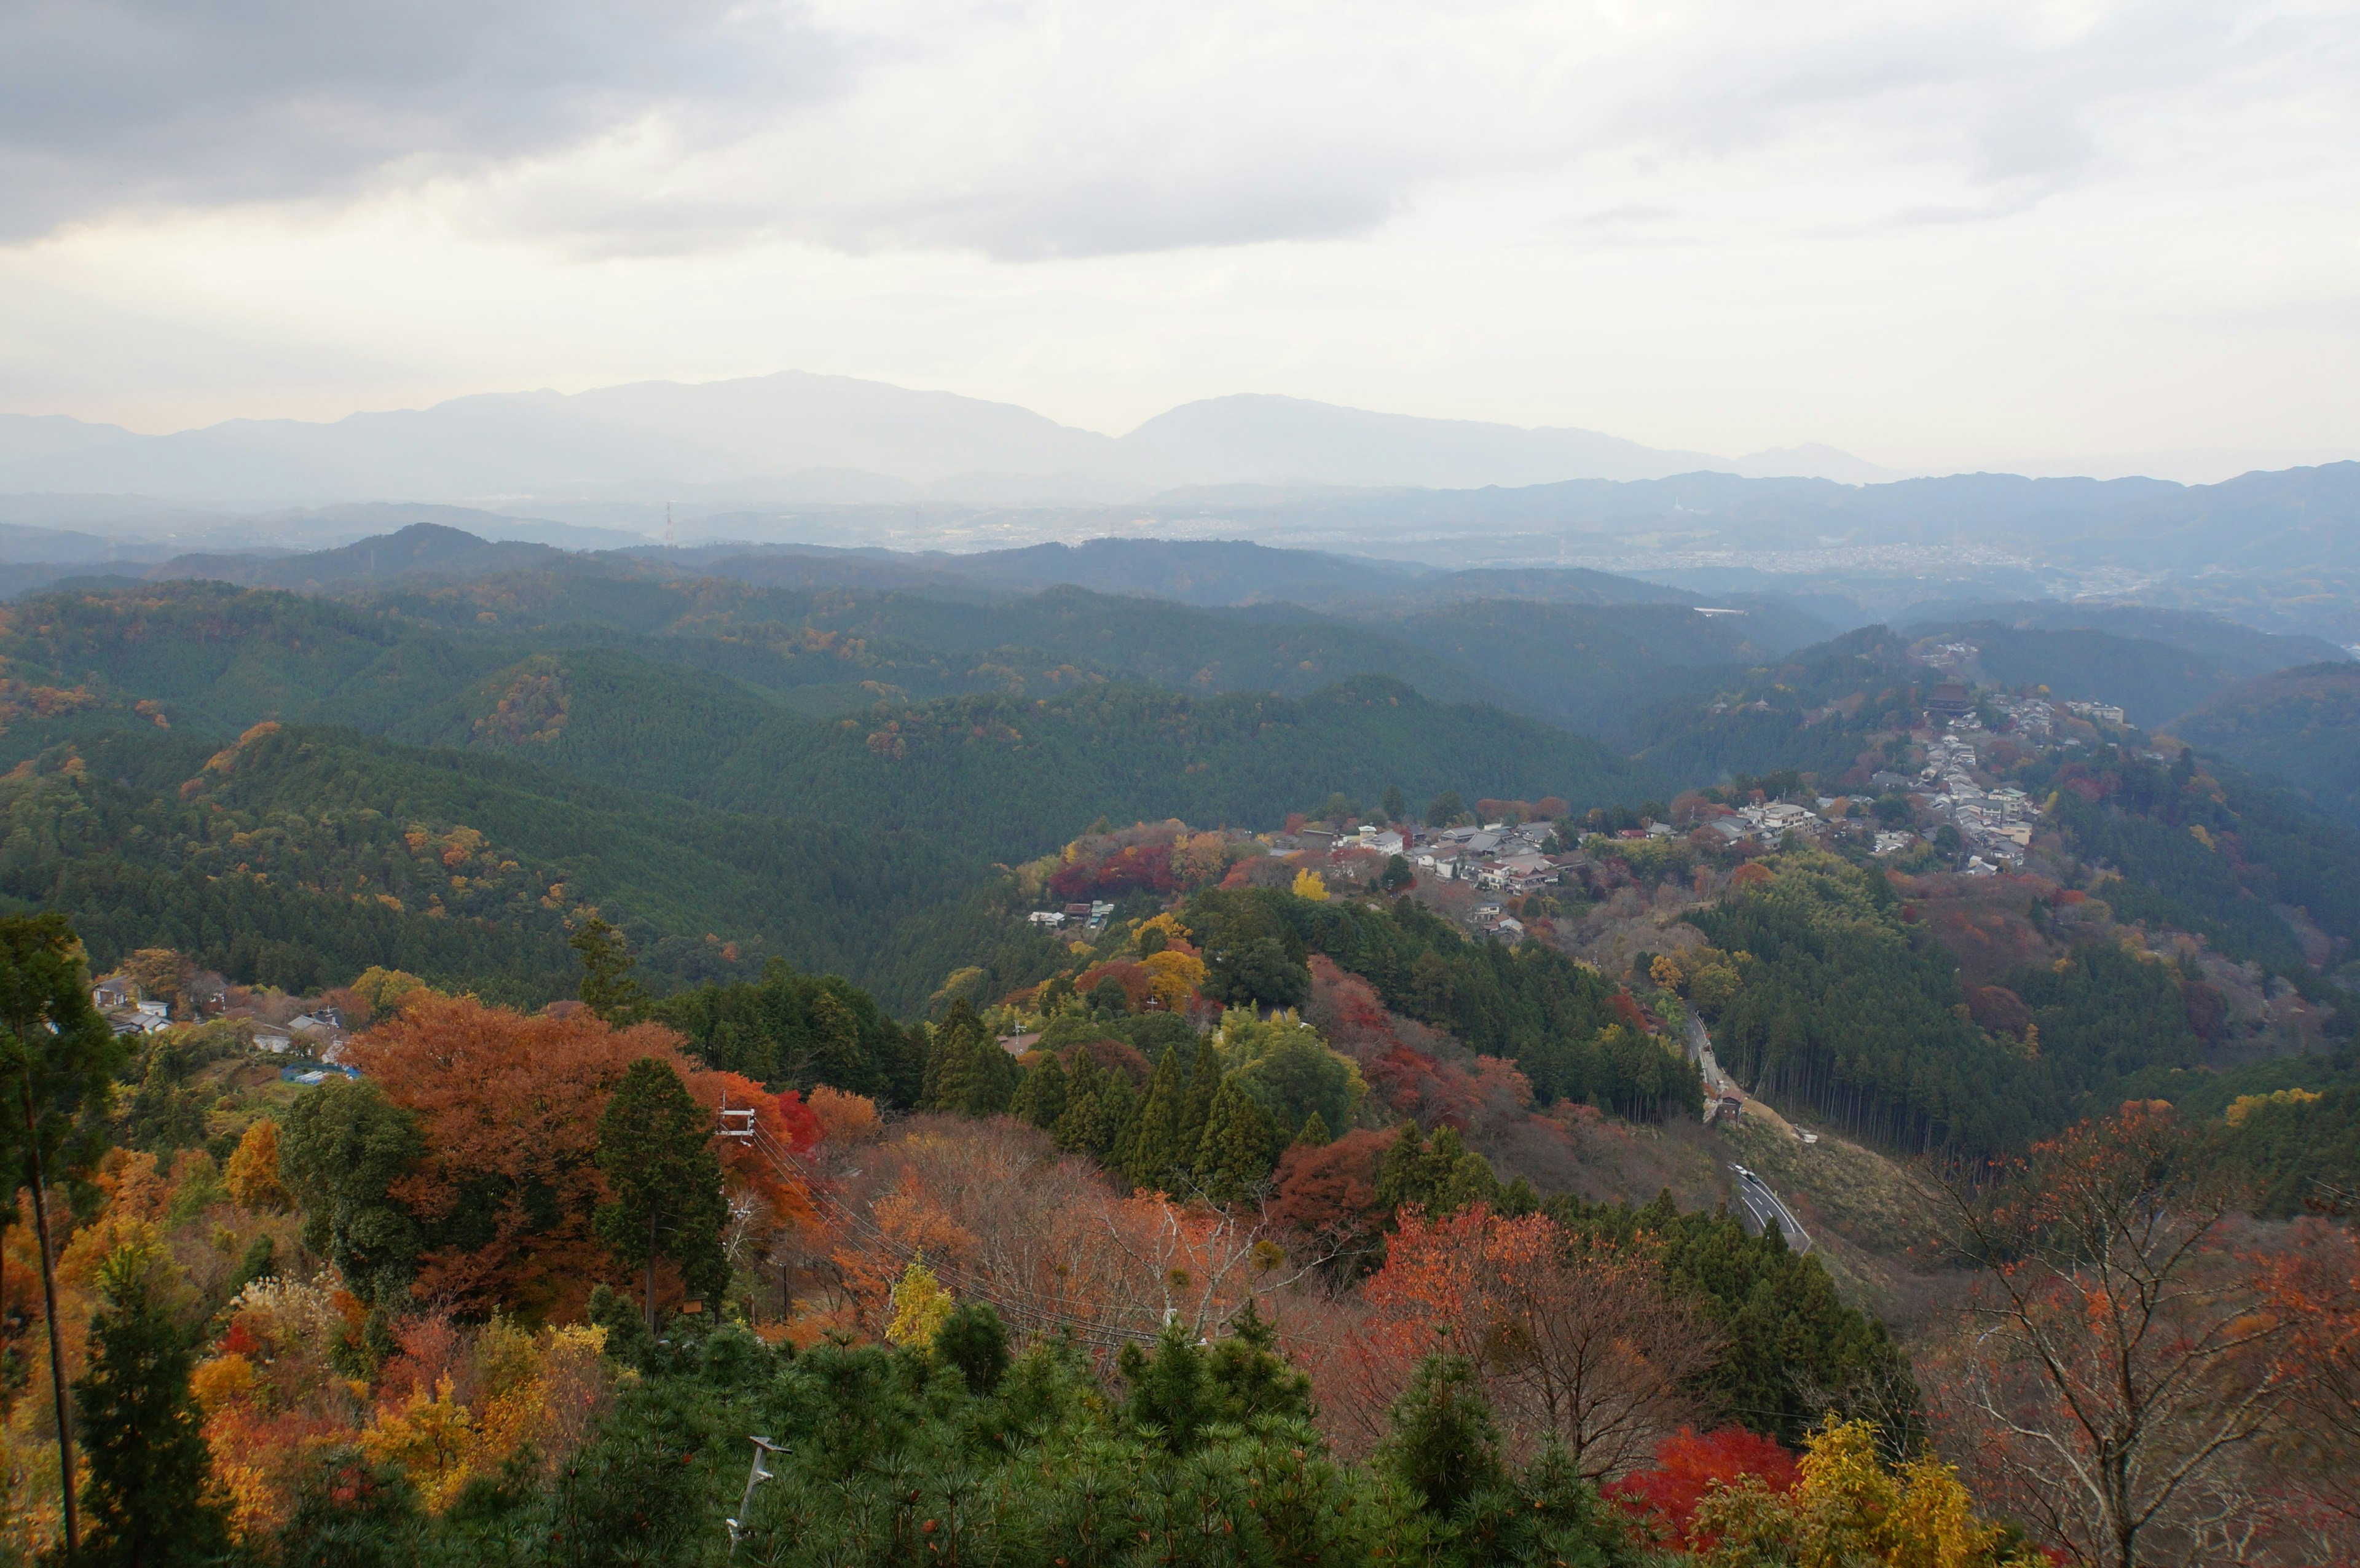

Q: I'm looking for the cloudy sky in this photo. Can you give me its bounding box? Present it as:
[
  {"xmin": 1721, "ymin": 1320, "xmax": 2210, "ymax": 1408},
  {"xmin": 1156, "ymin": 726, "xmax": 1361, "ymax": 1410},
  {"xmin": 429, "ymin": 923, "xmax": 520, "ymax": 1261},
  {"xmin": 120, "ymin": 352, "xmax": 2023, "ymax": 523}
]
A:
[{"xmin": 1, "ymin": 0, "xmax": 2354, "ymax": 476}]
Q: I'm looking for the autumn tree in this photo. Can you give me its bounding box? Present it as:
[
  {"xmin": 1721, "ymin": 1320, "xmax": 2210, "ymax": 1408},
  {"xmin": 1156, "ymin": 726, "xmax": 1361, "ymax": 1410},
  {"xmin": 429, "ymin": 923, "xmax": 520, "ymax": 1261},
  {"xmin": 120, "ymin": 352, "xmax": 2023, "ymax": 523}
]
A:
[
  {"xmin": 1924, "ymin": 1102, "xmax": 2294, "ymax": 1568},
  {"xmin": 346, "ymin": 994, "xmax": 694, "ymax": 1319},
  {"xmin": 2260, "ymin": 1217, "xmax": 2360, "ymax": 1552},
  {"xmin": 76, "ymin": 1242, "xmax": 230, "ymax": 1568},
  {"xmin": 223, "ymin": 1117, "xmax": 291, "ymax": 1212},
  {"xmin": 120, "ymin": 947, "xmax": 196, "ymax": 1016},
  {"xmin": 1369, "ymin": 1204, "xmax": 1720, "ymax": 1480},
  {"xmin": 595, "ymin": 1057, "xmax": 729, "ymax": 1333},
  {"xmin": 1691, "ymin": 1417, "xmax": 2037, "ymax": 1568},
  {"xmin": 0, "ymin": 912, "xmax": 124, "ymax": 1555}
]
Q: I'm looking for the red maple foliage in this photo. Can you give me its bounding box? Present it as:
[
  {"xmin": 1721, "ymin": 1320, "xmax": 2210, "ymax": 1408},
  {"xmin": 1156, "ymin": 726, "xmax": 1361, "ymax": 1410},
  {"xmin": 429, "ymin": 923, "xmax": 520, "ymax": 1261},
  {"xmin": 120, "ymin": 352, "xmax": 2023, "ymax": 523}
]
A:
[
  {"xmin": 1047, "ymin": 844, "xmax": 1178, "ymax": 901},
  {"xmin": 1604, "ymin": 1425, "xmax": 1797, "ymax": 1548},
  {"xmin": 1268, "ymin": 1129, "xmax": 1392, "ymax": 1264}
]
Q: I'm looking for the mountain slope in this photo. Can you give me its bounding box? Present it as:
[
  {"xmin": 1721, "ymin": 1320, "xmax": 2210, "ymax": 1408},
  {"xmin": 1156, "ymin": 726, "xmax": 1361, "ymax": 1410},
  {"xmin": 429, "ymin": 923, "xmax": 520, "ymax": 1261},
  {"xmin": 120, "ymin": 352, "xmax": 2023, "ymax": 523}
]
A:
[
  {"xmin": 2171, "ymin": 663, "xmax": 2360, "ymax": 829},
  {"xmin": 0, "ymin": 667, "xmax": 1645, "ymax": 1010}
]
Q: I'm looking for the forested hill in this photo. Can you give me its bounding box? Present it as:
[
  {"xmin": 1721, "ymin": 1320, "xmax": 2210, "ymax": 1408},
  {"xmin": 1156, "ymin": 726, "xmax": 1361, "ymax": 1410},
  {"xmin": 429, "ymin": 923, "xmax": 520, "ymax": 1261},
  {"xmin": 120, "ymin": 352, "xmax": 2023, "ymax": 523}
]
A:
[
  {"xmin": 2169, "ymin": 662, "xmax": 2360, "ymax": 830},
  {"xmin": 0, "ymin": 635, "xmax": 1642, "ymax": 1008}
]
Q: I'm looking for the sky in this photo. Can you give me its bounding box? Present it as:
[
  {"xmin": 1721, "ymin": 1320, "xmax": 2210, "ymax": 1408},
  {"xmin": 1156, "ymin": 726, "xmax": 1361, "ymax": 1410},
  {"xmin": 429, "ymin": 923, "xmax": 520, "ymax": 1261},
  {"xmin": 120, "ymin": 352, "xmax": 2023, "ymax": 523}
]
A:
[{"xmin": 2, "ymin": 0, "xmax": 2356, "ymax": 479}]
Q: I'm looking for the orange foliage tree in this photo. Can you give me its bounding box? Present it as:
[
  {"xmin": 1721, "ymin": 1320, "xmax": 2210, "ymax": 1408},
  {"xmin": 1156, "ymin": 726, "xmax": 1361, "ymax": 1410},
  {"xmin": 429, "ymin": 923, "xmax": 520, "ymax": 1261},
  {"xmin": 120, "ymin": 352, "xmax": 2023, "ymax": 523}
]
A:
[
  {"xmin": 345, "ymin": 995, "xmax": 809, "ymax": 1322},
  {"xmin": 1343, "ymin": 1204, "xmax": 1718, "ymax": 1480}
]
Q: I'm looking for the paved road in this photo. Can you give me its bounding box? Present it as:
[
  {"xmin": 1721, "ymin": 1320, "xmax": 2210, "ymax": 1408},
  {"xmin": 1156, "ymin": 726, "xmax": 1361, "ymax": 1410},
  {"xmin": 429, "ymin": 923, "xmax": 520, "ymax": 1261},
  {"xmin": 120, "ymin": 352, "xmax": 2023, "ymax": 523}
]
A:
[
  {"xmin": 1729, "ymin": 1163, "xmax": 1813, "ymax": 1253},
  {"xmin": 1686, "ymin": 1014, "xmax": 1734, "ymax": 1119}
]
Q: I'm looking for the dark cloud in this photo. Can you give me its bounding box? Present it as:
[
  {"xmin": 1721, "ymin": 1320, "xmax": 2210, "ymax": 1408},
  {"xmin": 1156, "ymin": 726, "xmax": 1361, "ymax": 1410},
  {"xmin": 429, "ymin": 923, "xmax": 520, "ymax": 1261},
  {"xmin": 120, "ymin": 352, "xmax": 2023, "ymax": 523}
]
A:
[{"xmin": 0, "ymin": 0, "xmax": 835, "ymax": 238}]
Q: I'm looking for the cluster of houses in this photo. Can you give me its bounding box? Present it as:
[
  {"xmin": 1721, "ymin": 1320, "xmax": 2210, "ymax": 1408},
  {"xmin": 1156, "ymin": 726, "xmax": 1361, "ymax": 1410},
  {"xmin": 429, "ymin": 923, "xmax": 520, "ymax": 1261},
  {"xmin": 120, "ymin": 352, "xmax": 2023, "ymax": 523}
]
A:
[
  {"xmin": 1028, "ymin": 900, "xmax": 1118, "ymax": 933},
  {"xmin": 2064, "ymin": 698, "xmax": 2126, "ymax": 727},
  {"xmin": 1413, "ymin": 820, "xmax": 1556, "ymax": 890},
  {"xmin": 90, "ymin": 970, "xmax": 352, "ymax": 1064},
  {"xmin": 1866, "ymin": 675, "xmax": 2142, "ymax": 874}
]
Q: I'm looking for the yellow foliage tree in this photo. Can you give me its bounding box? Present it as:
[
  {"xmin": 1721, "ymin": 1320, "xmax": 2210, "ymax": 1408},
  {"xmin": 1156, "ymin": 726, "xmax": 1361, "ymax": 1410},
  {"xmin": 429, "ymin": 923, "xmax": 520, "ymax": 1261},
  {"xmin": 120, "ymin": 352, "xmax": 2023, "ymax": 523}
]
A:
[
  {"xmin": 885, "ymin": 1257, "xmax": 953, "ymax": 1347},
  {"xmin": 1694, "ymin": 1419, "xmax": 2039, "ymax": 1568},
  {"xmin": 347, "ymin": 966, "xmax": 429, "ymax": 1019},
  {"xmin": 1291, "ymin": 868, "xmax": 1329, "ymax": 902},
  {"xmin": 1141, "ymin": 949, "xmax": 1208, "ymax": 1013},
  {"xmin": 223, "ymin": 1120, "xmax": 290, "ymax": 1212},
  {"xmin": 1136, "ymin": 911, "xmax": 1194, "ymax": 950}
]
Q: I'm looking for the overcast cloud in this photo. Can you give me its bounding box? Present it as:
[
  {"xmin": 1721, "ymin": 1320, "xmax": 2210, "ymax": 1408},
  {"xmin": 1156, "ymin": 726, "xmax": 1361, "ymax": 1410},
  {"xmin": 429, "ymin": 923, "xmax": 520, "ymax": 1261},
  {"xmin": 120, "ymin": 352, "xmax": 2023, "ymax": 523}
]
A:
[{"xmin": 0, "ymin": 0, "xmax": 2353, "ymax": 471}]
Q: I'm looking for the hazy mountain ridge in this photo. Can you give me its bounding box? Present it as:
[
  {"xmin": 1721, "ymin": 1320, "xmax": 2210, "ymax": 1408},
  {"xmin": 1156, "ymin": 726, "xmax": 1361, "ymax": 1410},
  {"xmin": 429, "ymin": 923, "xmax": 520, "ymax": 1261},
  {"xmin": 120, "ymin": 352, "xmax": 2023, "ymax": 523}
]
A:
[{"xmin": 0, "ymin": 371, "xmax": 1892, "ymax": 503}]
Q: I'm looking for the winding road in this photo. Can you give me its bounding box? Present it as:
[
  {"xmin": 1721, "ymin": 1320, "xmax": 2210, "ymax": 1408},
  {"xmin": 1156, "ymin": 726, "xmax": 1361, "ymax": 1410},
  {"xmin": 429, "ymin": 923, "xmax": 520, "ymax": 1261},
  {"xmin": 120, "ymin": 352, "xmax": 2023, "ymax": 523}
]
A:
[{"xmin": 1686, "ymin": 1014, "xmax": 1814, "ymax": 1254}]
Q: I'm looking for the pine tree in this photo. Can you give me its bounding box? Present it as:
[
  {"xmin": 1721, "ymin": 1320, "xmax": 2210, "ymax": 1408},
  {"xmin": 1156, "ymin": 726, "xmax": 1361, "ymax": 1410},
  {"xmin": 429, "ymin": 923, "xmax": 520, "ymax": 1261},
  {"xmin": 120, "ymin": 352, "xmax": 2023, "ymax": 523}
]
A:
[
  {"xmin": 1377, "ymin": 1354, "xmax": 1505, "ymax": 1516},
  {"xmin": 76, "ymin": 1244, "xmax": 229, "ymax": 1568},
  {"xmin": 1293, "ymin": 1110, "xmax": 1332, "ymax": 1147},
  {"xmin": 594, "ymin": 1058, "xmax": 729, "ymax": 1333},
  {"xmin": 1193, "ymin": 1079, "xmax": 1284, "ymax": 1204},
  {"xmin": 935, "ymin": 1302, "xmax": 1010, "ymax": 1395},
  {"xmin": 1010, "ymin": 1053, "xmax": 1069, "ymax": 1130}
]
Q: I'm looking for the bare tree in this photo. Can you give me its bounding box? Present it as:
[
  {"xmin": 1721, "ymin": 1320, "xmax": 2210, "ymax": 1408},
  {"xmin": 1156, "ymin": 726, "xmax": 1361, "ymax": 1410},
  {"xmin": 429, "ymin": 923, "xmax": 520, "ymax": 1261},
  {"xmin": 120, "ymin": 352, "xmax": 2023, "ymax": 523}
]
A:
[
  {"xmin": 1479, "ymin": 1244, "xmax": 1722, "ymax": 1480},
  {"xmin": 1921, "ymin": 1103, "xmax": 2294, "ymax": 1568}
]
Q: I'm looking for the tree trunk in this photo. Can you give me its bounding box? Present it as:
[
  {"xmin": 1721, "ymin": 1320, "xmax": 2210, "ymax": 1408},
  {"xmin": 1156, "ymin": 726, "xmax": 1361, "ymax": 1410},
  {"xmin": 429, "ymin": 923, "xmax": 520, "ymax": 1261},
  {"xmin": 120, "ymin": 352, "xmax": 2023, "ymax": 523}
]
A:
[{"xmin": 19, "ymin": 1065, "xmax": 77, "ymax": 1556}]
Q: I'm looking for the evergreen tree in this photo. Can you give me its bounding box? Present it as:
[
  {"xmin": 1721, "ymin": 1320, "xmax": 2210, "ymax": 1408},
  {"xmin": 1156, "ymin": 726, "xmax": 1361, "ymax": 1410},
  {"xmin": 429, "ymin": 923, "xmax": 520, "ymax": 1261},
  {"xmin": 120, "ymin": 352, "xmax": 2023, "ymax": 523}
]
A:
[
  {"xmin": 886, "ymin": 1021, "xmax": 932, "ymax": 1109},
  {"xmin": 1089, "ymin": 975, "xmax": 1131, "ymax": 1017},
  {"xmin": 1125, "ymin": 1044, "xmax": 1193, "ymax": 1190},
  {"xmin": 1097, "ymin": 1075, "xmax": 1142, "ymax": 1166},
  {"xmin": 278, "ymin": 1078, "xmax": 424, "ymax": 1305},
  {"xmin": 594, "ymin": 1058, "xmax": 729, "ymax": 1333},
  {"xmin": 75, "ymin": 1244, "xmax": 229, "ymax": 1568},
  {"xmin": 1377, "ymin": 1124, "xmax": 1503, "ymax": 1217},
  {"xmin": 1293, "ymin": 1110, "xmax": 1332, "ymax": 1147},
  {"xmin": 1119, "ymin": 1322, "xmax": 1211, "ymax": 1452},
  {"xmin": 570, "ymin": 915, "xmax": 647, "ymax": 1020},
  {"xmin": 934, "ymin": 1301, "xmax": 1010, "ymax": 1395},
  {"xmin": 1010, "ymin": 1053, "xmax": 1069, "ymax": 1130},
  {"xmin": 0, "ymin": 912, "xmax": 126, "ymax": 1558},
  {"xmin": 1383, "ymin": 784, "xmax": 1409, "ymax": 823},
  {"xmin": 1202, "ymin": 1299, "xmax": 1315, "ymax": 1425},
  {"xmin": 1051, "ymin": 1049, "xmax": 1107, "ymax": 1153},
  {"xmin": 808, "ymin": 989, "xmax": 864, "ymax": 1092},
  {"xmin": 964, "ymin": 1033, "xmax": 1021, "ymax": 1118},
  {"xmin": 920, "ymin": 995, "xmax": 986, "ymax": 1108},
  {"xmin": 1193, "ymin": 1078, "xmax": 1285, "ymax": 1203},
  {"xmin": 1180, "ymin": 1038, "xmax": 1222, "ymax": 1158},
  {"xmin": 1377, "ymin": 1354, "xmax": 1504, "ymax": 1516}
]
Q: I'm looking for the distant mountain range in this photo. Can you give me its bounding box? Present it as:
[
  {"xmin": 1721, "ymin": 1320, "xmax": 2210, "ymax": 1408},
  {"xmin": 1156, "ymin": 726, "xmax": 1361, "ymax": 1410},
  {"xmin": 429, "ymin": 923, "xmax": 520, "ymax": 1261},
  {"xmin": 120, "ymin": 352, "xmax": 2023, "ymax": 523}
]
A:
[{"xmin": 0, "ymin": 372, "xmax": 1904, "ymax": 506}]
